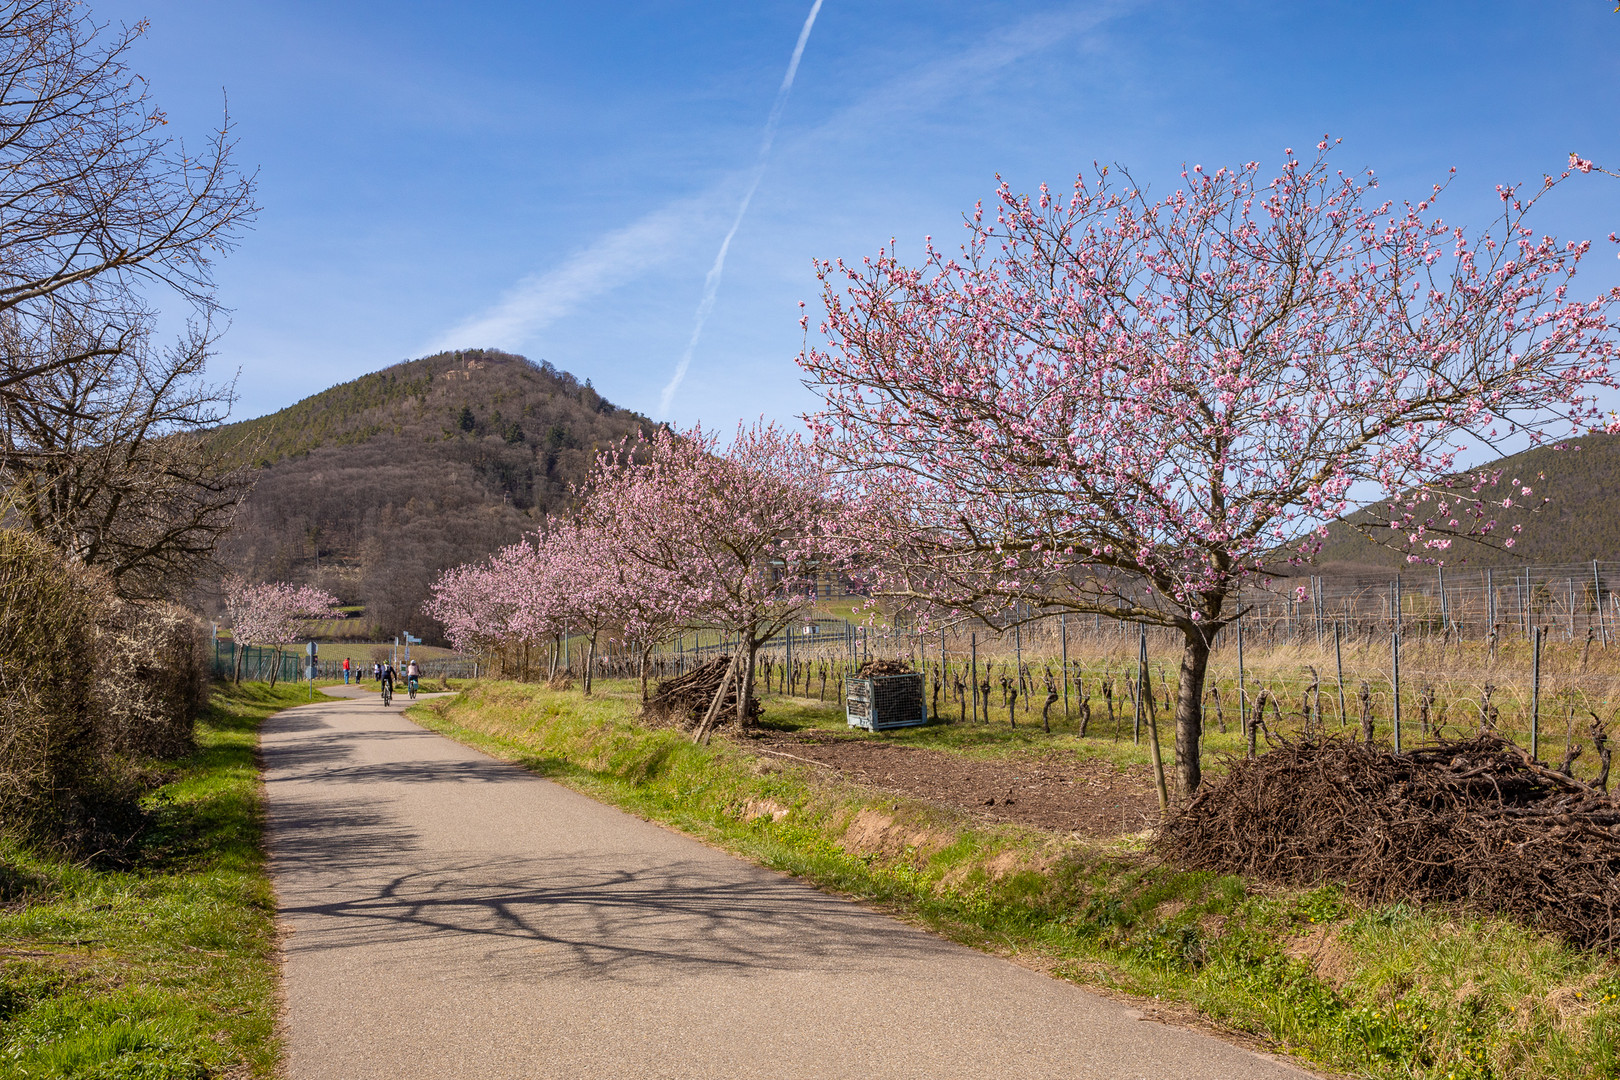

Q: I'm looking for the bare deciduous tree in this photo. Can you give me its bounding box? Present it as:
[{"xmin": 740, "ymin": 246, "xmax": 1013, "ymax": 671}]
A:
[
  {"xmin": 0, "ymin": 0, "xmax": 256, "ymax": 407},
  {"xmin": 0, "ymin": 313, "xmax": 254, "ymax": 599}
]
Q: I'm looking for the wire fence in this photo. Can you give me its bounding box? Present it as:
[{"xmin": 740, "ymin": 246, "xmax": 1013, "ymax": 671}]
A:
[{"xmin": 210, "ymin": 641, "xmax": 480, "ymax": 683}]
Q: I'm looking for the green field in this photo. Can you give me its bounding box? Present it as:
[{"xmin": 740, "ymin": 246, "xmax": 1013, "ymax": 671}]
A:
[{"xmin": 0, "ymin": 683, "xmax": 308, "ymax": 1079}]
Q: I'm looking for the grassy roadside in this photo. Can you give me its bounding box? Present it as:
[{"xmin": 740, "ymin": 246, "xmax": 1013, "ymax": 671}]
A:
[
  {"xmin": 0, "ymin": 682, "xmax": 308, "ymax": 1079},
  {"xmin": 413, "ymin": 680, "xmax": 1620, "ymax": 1080}
]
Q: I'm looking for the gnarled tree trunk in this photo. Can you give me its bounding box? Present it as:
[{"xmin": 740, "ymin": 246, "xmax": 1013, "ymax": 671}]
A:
[
  {"xmin": 1174, "ymin": 626, "xmax": 1212, "ymax": 796},
  {"xmin": 738, "ymin": 624, "xmax": 760, "ymax": 730},
  {"xmin": 584, "ymin": 631, "xmax": 598, "ymax": 695}
]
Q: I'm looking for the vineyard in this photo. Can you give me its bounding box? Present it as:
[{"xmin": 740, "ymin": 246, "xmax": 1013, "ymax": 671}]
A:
[{"xmin": 536, "ymin": 558, "xmax": 1620, "ymax": 791}]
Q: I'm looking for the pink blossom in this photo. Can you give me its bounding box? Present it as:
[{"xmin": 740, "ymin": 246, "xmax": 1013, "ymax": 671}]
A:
[{"xmin": 799, "ymin": 140, "xmax": 1620, "ymax": 794}]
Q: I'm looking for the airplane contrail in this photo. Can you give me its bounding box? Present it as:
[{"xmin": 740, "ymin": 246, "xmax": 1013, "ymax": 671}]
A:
[{"xmin": 656, "ymin": 0, "xmax": 823, "ymax": 419}]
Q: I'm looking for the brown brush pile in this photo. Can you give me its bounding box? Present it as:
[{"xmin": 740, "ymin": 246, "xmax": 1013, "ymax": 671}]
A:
[
  {"xmin": 643, "ymin": 655, "xmax": 760, "ymax": 728},
  {"xmin": 1157, "ymin": 733, "xmax": 1620, "ymax": 950},
  {"xmin": 856, "ymin": 659, "xmax": 913, "ymax": 677}
]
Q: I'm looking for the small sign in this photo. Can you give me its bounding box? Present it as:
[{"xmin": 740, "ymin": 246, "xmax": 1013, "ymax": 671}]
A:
[{"xmin": 306, "ymin": 641, "xmax": 318, "ymax": 657}]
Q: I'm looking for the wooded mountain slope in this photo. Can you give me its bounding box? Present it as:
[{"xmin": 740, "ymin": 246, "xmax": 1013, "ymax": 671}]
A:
[
  {"xmin": 211, "ymin": 350, "xmax": 653, "ymax": 640},
  {"xmin": 1313, "ymin": 432, "xmax": 1620, "ymax": 577}
]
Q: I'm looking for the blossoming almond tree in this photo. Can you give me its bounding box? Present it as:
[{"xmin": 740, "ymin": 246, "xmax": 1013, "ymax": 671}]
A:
[
  {"xmin": 800, "ymin": 141, "xmax": 1620, "ymax": 796},
  {"xmin": 427, "ymin": 520, "xmax": 671, "ymax": 691},
  {"xmin": 605, "ymin": 553, "xmax": 688, "ymax": 701},
  {"xmin": 582, "ymin": 421, "xmax": 827, "ymax": 735},
  {"xmin": 425, "ymin": 550, "xmax": 550, "ymax": 674},
  {"xmin": 534, "ymin": 520, "xmax": 625, "ymax": 695},
  {"xmin": 222, "ymin": 577, "xmax": 341, "ymax": 685}
]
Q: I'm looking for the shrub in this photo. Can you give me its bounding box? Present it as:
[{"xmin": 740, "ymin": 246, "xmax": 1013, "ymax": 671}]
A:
[
  {"xmin": 97, "ymin": 602, "xmax": 209, "ymax": 760},
  {"xmin": 0, "ymin": 530, "xmax": 112, "ymax": 842},
  {"xmin": 0, "ymin": 531, "xmax": 211, "ymax": 850}
]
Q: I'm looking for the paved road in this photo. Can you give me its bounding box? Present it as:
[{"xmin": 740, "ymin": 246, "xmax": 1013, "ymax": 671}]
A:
[{"xmin": 263, "ymin": 690, "xmax": 1311, "ymax": 1079}]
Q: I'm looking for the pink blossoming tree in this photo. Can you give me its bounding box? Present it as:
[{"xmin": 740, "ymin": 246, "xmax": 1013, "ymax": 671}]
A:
[
  {"xmin": 425, "ymin": 546, "xmax": 553, "ymax": 675},
  {"xmin": 425, "ymin": 519, "xmax": 682, "ymax": 692},
  {"xmin": 582, "ymin": 421, "xmax": 827, "ymax": 735},
  {"xmin": 532, "ymin": 520, "xmax": 624, "ymax": 695},
  {"xmin": 222, "ymin": 577, "xmax": 341, "ymax": 685},
  {"xmin": 800, "ymin": 141, "xmax": 1620, "ymax": 795}
]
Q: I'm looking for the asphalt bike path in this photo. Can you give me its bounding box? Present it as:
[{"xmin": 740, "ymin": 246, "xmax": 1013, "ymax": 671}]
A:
[{"xmin": 263, "ymin": 688, "xmax": 1312, "ymax": 1079}]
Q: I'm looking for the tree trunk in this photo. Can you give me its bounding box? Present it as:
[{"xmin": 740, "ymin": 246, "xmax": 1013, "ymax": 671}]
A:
[
  {"xmin": 267, "ymin": 646, "xmax": 282, "ymax": 688},
  {"xmin": 232, "ymin": 640, "xmax": 244, "ymax": 684},
  {"xmin": 737, "ymin": 628, "xmax": 759, "ymax": 731},
  {"xmin": 584, "ymin": 631, "xmax": 598, "ymax": 695},
  {"xmin": 1175, "ymin": 627, "xmax": 1211, "ymax": 796},
  {"xmin": 640, "ymin": 645, "xmax": 651, "ymax": 701}
]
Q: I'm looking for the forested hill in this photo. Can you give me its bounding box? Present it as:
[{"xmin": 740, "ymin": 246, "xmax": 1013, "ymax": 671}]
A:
[
  {"xmin": 211, "ymin": 349, "xmax": 654, "ymax": 641},
  {"xmin": 1312, "ymin": 431, "xmax": 1620, "ymax": 577}
]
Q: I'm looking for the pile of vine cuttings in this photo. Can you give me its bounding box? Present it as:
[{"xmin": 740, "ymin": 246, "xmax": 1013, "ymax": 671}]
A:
[
  {"xmin": 1158, "ymin": 728, "xmax": 1620, "ymax": 950},
  {"xmin": 642, "ymin": 655, "xmax": 760, "ymax": 728}
]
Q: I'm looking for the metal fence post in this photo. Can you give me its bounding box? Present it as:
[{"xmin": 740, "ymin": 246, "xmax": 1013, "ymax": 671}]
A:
[
  {"xmin": 1014, "ymin": 623, "xmax": 1022, "ymax": 701},
  {"xmin": 1532, "ymin": 624, "xmax": 1544, "ymax": 761},
  {"xmin": 1334, "ymin": 620, "xmax": 1347, "ymax": 729},
  {"xmin": 1595, "ymin": 560, "xmax": 1608, "ymax": 648},
  {"xmin": 1437, "ymin": 565, "xmax": 1448, "ymax": 632},
  {"xmin": 1061, "ymin": 612, "xmax": 1069, "ymax": 719},
  {"xmin": 1134, "ymin": 624, "xmax": 1145, "ymax": 746},
  {"xmin": 1237, "ymin": 615, "xmax": 1248, "ymax": 756},
  {"xmin": 1391, "ymin": 623, "xmax": 1402, "ymax": 754},
  {"xmin": 970, "ymin": 633, "xmax": 978, "ymax": 724},
  {"xmin": 1486, "ymin": 568, "xmax": 1495, "ymax": 647}
]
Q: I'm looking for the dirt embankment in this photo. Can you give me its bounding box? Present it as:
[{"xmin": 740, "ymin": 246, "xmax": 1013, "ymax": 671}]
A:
[{"xmin": 742, "ymin": 729, "xmax": 1159, "ymax": 837}]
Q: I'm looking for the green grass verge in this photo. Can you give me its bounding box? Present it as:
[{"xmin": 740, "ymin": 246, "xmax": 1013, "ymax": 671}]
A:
[
  {"xmin": 411, "ymin": 680, "xmax": 1620, "ymax": 1080},
  {"xmin": 0, "ymin": 682, "xmax": 308, "ymax": 1079}
]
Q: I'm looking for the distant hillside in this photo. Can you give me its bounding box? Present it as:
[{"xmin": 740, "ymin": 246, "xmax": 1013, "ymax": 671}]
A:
[
  {"xmin": 1313, "ymin": 432, "xmax": 1620, "ymax": 577},
  {"xmin": 210, "ymin": 349, "xmax": 654, "ymax": 641}
]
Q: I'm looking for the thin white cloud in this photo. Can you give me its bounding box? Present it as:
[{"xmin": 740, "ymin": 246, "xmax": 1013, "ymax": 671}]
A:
[
  {"xmin": 657, "ymin": 0, "xmax": 824, "ymax": 418},
  {"xmin": 802, "ymin": 4, "xmax": 1131, "ymax": 154},
  {"xmin": 429, "ymin": 1, "xmax": 1129, "ymax": 388},
  {"xmin": 425, "ymin": 198, "xmax": 706, "ymax": 353}
]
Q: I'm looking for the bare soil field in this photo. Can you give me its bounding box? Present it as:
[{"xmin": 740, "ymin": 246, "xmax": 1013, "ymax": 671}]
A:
[{"xmin": 742, "ymin": 728, "xmax": 1160, "ymax": 837}]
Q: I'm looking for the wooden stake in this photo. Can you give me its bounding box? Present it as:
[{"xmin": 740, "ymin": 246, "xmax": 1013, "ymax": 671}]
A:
[{"xmin": 1140, "ymin": 627, "xmax": 1169, "ymax": 817}]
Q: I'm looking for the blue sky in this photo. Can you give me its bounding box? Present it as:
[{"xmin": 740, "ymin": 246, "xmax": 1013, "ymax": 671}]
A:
[{"xmin": 112, "ymin": 0, "xmax": 1620, "ymax": 428}]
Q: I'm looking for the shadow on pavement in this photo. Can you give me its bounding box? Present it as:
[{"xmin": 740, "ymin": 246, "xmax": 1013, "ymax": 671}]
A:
[{"xmin": 278, "ymin": 851, "xmax": 953, "ymax": 986}]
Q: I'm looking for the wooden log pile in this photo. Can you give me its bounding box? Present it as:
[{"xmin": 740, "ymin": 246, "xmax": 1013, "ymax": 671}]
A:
[
  {"xmin": 643, "ymin": 655, "xmax": 760, "ymax": 729},
  {"xmin": 1157, "ymin": 728, "xmax": 1620, "ymax": 950}
]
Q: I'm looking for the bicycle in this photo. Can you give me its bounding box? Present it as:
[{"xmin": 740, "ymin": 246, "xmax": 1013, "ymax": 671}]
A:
[{"xmin": 381, "ymin": 681, "xmax": 393, "ymax": 706}]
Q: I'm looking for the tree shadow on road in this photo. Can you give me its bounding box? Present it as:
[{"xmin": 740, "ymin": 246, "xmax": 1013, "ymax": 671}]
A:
[{"xmin": 277, "ymin": 851, "xmax": 957, "ymax": 986}]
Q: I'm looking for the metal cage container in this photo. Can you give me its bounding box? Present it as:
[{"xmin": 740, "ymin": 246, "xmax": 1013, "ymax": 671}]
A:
[{"xmin": 845, "ymin": 672, "xmax": 928, "ymax": 731}]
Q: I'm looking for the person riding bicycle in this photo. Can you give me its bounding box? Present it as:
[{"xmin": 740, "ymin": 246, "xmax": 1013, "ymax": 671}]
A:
[
  {"xmin": 380, "ymin": 663, "xmax": 396, "ymax": 703},
  {"xmin": 406, "ymin": 660, "xmax": 420, "ymax": 697}
]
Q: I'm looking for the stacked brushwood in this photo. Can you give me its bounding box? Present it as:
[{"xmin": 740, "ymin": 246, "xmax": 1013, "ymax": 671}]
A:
[
  {"xmin": 1157, "ymin": 733, "xmax": 1620, "ymax": 951},
  {"xmin": 643, "ymin": 655, "xmax": 760, "ymax": 728},
  {"xmin": 857, "ymin": 659, "xmax": 913, "ymax": 677}
]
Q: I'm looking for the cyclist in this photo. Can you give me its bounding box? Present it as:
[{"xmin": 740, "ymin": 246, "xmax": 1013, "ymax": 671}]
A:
[
  {"xmin": 380, "ymin": 663, "xmax": 396, "ymax": 705},
  {"xmin": 406, "ymin": 659, "xmax": 420, "ymax": 699}
]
